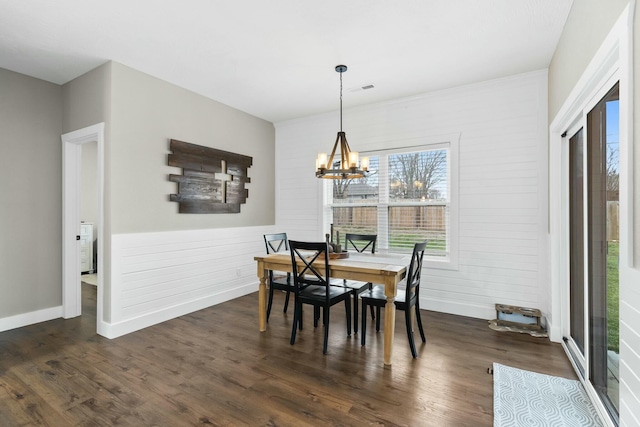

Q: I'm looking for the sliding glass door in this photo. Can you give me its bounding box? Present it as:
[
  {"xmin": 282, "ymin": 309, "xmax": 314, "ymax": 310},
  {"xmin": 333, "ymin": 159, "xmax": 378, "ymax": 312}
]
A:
[{"xmin": 566, "ymin": 82, "xmax": 619, "ymax": 420}]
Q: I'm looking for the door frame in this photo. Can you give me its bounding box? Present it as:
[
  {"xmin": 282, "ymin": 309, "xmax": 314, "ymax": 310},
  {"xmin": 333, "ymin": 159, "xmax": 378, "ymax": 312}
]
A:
[
  {"xmin": 549, "ymin": 4, "xmax": 633, "ymax": 426},
  {"xmin": 61, "ymin": 123, "xmax": 105, "ymax": 328},
  {"xmin": 564, "ymin": 120, "xmax": 588, "ymax": 375}
]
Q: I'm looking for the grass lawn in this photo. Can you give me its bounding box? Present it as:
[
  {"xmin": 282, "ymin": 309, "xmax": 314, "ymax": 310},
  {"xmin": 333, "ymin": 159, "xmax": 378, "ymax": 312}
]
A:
[
  {"xmin": 333, "ymin": 227, "xmax": 446, "ymax": 254},
  {"xmin": 607, "ymin": 241, "xmax": 620, "ymax": 354}
]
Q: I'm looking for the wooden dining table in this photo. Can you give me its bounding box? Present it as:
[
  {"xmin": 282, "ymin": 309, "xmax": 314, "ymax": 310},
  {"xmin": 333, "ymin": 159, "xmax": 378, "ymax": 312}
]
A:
[{"xmin": 254, "ymin": 252, "xmax": 408, "ymax": 365}]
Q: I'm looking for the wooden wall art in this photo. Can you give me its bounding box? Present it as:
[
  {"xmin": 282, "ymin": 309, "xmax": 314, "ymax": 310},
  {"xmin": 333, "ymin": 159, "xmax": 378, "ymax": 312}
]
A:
[{"xmin": 168, "ymin": 139, "xmax": 252, "ymax": 213}]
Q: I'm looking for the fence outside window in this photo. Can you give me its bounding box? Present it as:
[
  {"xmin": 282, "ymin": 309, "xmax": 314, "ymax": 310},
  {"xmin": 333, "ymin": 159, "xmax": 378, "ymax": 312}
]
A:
[{"xmin": 326, "ymin": 146, "xmax": 450, "ymax": 258}]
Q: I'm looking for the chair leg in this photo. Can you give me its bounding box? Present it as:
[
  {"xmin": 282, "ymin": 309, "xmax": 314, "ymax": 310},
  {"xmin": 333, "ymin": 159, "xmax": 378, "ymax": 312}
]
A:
[
  {"xmin": 375, "ymin": 307, "xmax": 381, "ymax": 332},
  {"xmin": 323, "ymin": 306, "xmax": 330, "ymax": 354},
  {"xmin": 361, "ymin": 299, "xmax": 367, "ymax": 346},
  {"xmin": 352, "ymin": 292, "xmax": 359, "ymax": 334},
  {"xmin": 344, "ymin": 298, "xmax": 352, "ymax": 337},
  {"xmin": 299, "ymin": 305, "xmax": 303, "ymax": 330},
  {"xmin": 405, "ymin": 308, "xmax": 418, "ymax": 358},
  {"xmin": 368, "ymin": 283, "xmax": 376, "ymax": 320},
  {"xmin": 283, "ymin": 290, "xmax": 290, "ymax": 313},
  {"xmin": 314, "ymin": 306, "xmax": 320, "ymax": 328},
  {"xmin": 267, "ymin": 286, "xmax": 274, "ymax": 322},
  {"xmin": 415, "ymin": 305, "xmax": 426, "ymax": 343},
  {"xmin": 290, "ymin": 302, "xmax": 300, "ymax": 345}
]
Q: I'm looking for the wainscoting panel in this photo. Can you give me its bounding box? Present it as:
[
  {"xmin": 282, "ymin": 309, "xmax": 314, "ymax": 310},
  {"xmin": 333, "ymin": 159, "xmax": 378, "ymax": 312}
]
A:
[
  {"xmin": 108, "ymin": 225, "xmax": 275, "ymax": 337},
  {"xmin": 620, "ymin": 267, "xmax": 640, "ymax": 427}
]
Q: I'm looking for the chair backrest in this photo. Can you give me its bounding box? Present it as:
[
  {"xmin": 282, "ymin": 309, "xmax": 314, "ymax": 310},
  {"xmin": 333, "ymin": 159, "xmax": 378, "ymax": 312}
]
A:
[
  {"xmin": 264, "ymin": 233, "xmax": 289, "ymax": 254},
  {"xmin": 289, "ymin": 240, "xmax": 330, "ymax": 301},
  {"xmin": 344, "ymin": 233, "xmax": 377, "ymax": 254},
  {"xmin": 405, "ymin": 241, "xmax": 427, "ymax": 305}
]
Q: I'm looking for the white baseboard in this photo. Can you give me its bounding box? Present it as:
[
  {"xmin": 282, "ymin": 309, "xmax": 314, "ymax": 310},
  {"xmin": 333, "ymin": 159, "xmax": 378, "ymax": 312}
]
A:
[
  {"xmin": 546, "ymin": 318, "xmax": 563, "ymax": 343},
  {"xmin": 0, "ymin": 306, "xmax": 63, "ymax": 333},
  {"xmin": 98, "ymin": 282, "xmax": 257, "ymax": 339}
]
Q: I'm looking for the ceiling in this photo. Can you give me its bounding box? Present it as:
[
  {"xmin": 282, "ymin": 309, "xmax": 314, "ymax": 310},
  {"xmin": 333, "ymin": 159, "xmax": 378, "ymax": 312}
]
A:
[{"xmin": 0, "ymin": 0, "xmax": 572, "ymax": 123}]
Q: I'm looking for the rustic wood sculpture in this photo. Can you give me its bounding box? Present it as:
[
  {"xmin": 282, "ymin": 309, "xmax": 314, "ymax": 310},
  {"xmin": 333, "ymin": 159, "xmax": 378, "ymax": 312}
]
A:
[{"xmin": 168, "ymin": 139, "xmax": 252, "ymax": 213}]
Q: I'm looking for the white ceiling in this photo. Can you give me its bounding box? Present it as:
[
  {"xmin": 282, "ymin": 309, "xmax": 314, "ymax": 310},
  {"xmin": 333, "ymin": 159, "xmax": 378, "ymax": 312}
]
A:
[{"xmin": 0, "ymin": 0, "xmax": 572, "ymax": 123}]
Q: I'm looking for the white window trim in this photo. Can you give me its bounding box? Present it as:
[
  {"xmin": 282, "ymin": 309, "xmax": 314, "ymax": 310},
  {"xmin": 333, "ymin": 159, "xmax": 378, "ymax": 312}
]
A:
[{"xmin": 323, "ymin": 133, "xmax": 459, "ymax": 271}]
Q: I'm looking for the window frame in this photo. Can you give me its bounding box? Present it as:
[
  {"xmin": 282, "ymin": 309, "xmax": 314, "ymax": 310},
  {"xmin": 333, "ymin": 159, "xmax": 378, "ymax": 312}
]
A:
[{"xmin": 323, "ymin": 135, "xmax": 459, "ymax": 271}]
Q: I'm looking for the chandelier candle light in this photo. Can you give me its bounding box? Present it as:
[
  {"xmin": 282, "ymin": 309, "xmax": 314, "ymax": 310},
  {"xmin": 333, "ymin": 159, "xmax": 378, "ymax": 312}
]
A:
[{"xmin": 316, "ymin": 65, "xmax": 369, "ymax": 179}]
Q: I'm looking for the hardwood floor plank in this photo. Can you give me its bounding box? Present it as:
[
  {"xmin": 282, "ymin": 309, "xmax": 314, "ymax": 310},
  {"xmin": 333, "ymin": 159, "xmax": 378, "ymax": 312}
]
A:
[
  {"xmin": 0, "ymin": 284, "xmax": 576, "ymax": 426},
  {"xmin": 0, "ymin": 371, "xmax": 75, "ymax": 427}
]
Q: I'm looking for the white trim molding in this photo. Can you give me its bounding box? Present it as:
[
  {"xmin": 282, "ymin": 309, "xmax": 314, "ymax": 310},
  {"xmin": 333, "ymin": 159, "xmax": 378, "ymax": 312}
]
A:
[
  {"xmin": 0, "ymin": 306, "xmax": 63, "ymax": 333},
  {"xmin": 61, "ymin": 123, "xmax": 105, "ymax": 330}
]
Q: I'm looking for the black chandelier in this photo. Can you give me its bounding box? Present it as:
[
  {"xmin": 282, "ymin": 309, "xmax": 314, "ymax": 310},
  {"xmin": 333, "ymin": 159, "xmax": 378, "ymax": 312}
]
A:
[{"xmin": 315, "ymin": 65, "xmax": 369, "ymax": 179}]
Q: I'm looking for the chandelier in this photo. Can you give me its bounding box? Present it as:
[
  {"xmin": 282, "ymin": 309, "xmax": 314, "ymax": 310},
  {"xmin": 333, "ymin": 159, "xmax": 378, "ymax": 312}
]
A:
[{"xmin": 315, "ymin": 65, "xmax": 369, "ymax": 179}]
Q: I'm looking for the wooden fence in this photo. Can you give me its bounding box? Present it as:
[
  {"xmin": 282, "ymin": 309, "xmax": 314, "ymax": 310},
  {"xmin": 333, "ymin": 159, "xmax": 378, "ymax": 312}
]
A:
[
  {"xmin": 332, "ymin": 203, "xmax": 617, "ymax": 245},
  {"xmin": 608, "ymin": 201, "xmax": 619, "ymax": 241},
  {"xmin": 332, "ymin": 206, "xmax": 447, "ymax": 232}
]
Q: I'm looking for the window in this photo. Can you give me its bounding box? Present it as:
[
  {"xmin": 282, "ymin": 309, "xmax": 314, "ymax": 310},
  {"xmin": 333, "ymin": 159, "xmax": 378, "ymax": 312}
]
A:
[{"xmin": 325, "ymin": 140, "xmax": 458, "ymax": 268}]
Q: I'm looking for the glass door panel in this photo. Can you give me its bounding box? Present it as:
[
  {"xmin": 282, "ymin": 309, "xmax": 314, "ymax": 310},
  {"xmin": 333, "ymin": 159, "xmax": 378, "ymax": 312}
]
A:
[
  {"xmin": 569, "ymin": 128, "xmax": 585, "ymax": 359},
  {"xmin": 587, "ymin": 82, "xmax": 619, "ymax": 417},
  {"xmin": 605, "ymin": 97, "xmax": 620, "ymax": 411}
]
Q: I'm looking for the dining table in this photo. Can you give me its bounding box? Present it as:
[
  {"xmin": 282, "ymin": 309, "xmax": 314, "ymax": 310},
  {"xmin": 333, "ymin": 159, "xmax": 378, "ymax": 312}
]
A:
[{"xmin": 254, "ymin": 251, "xmax": 409, "ymax": 366}]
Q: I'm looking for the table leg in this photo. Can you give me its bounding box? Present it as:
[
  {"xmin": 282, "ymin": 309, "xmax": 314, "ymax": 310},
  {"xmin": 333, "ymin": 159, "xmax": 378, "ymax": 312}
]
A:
[
  {"xmin": 383, "ymin": 278, "xmax": 397, "ymax": 366},
  {"xmin": 257, "ymin": 261, "xmax": 267, "ymax": 332}
]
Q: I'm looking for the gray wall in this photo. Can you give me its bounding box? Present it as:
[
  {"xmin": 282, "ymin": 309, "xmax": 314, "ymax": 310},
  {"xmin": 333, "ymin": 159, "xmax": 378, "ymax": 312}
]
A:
[
  {"xmin": 548, "ymin": 0, "xmax": 630, "ymax": 121},
  {"xmin": 62, "ymin": 62, "xmax": 111, "ymax": 134},
  {"xmin": 0, "ymin": 60, "xmax": 275, "ymax": 328},
  {"xmin": 548, "ymin": 0, "xmax": 639, "ymax": 263},
  {"xmin": 62, "ymin": 62, "xmax": 113, "ymax": 320},
  {"xmin": 0, "ymin": 68, "xmax": 63, "ymax": 316},
  {"xmin": 109, "ymin": 62, "xmax": 275, "ymax": 234}
]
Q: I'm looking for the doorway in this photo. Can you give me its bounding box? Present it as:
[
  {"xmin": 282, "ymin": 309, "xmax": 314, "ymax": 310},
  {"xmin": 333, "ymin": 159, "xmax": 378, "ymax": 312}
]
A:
[
  {"xmin": 80, "ymin": 140, "xmax": 99, "ymax": 320},
  {"xmin": 61, "ymin": 123, "xmax": 104, "ymax": 332}
]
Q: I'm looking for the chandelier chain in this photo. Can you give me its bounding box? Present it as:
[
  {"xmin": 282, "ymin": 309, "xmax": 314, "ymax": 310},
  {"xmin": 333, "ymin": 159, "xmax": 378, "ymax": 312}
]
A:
[{"xmin": 339, "ymin": 69, "xmax": 343, "ymax": 132}]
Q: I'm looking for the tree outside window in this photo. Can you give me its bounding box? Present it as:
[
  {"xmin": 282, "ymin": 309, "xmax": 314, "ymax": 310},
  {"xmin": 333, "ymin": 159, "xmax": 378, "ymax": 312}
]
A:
[{"xmin": 328, "ymin": 148, "xmax": 450, "ymax": 257}]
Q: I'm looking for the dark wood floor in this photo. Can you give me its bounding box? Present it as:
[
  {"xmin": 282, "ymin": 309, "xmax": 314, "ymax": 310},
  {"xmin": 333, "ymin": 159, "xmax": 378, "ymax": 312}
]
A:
[{"xmin": 0, "ymin": 284, "xmax": 576, "ymax": 426}]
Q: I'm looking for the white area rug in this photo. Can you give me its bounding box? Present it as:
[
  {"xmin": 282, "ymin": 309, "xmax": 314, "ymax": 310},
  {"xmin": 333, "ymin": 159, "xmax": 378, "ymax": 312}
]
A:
[{"xmin": 493, "ymin": 363, "xmax": 602, "ymax": 427}]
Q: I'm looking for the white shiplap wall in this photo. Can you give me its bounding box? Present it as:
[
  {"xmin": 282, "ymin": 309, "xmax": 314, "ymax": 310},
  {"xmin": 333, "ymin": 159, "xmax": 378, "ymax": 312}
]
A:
[
  {"xmin": 275, "ymin": 70, "xmax": 549, "ymax": 320},
  {"xmin": 620, "ymin": 268, "xmax": 640, "ymax": 427},
  {"xmin": 105, "ymin": 225, "xmax": 275, "ymax": 338}
]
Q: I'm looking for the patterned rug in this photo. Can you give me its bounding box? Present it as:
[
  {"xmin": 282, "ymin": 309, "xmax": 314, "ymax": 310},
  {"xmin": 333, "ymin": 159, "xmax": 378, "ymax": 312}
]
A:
[{"xmin": 493, "ymin": 363, "xmax": 602, "ymax": 427}]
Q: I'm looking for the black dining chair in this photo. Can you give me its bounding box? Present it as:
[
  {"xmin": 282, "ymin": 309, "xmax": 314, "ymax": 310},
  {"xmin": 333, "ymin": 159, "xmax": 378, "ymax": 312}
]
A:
[
  {"xmin": 337, "ymin": 233, "xmax": 377, "ymax": 334},
  {"xmin": 345, "ymin": 233, "xmax": 377, "ymax": 254},
  {"xmin": 289, "ymin": 240, "xmax": 352, "ymax": 354},
  {"xmin": 360, "ymin": 240, "xmax": 428, "ymax": 358},
  {"xmin": 263, "ymin": 233, "xmax": 294, "ymax": 322}
]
